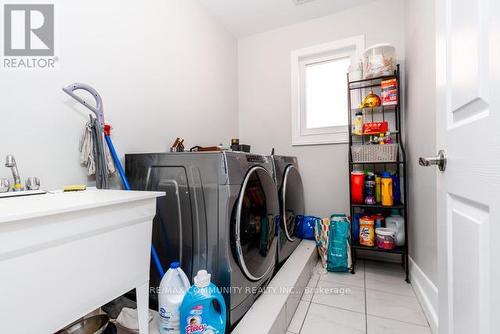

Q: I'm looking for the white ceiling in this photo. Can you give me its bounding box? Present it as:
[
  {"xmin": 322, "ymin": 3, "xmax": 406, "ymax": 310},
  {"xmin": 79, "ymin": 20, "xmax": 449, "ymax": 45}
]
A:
[{"xmin": 197, "ymin": 0, "xmax": 377, "ymax": 37}]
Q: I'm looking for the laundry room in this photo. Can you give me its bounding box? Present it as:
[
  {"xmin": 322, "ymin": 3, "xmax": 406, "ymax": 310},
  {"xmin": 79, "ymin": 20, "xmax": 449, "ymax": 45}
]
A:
[{"xmin": 2, "ymin": 0, "xmax": 498, "ymax": 333}]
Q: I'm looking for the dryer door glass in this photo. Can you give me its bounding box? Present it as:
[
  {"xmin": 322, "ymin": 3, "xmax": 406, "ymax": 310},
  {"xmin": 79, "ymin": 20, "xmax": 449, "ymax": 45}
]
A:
[
  {"xmin": 234, "ymin": 166, "xmax": 279, "ymax": 281},
  {"xmin": 281, "ymin": 165, "xmax": 305, "ymax": 242}
]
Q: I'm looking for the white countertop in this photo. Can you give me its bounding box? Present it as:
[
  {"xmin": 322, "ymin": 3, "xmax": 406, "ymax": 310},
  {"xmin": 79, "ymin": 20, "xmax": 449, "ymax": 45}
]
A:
[{"xmin": 0, "ymin": 189, "xmax": 163, "ymax": 224}]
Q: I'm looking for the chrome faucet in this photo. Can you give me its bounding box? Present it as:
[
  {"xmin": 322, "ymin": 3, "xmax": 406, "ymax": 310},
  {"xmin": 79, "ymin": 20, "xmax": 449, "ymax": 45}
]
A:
[{"xmin": 5, "ymin": 155, "xmax": 22, "ymax": 191}]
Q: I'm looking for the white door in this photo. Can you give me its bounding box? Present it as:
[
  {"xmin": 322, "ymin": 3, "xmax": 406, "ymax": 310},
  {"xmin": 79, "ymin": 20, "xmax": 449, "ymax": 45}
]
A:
[{"xmin": 431, "ymin": 0, "xmax": 500, "ymax": 333}]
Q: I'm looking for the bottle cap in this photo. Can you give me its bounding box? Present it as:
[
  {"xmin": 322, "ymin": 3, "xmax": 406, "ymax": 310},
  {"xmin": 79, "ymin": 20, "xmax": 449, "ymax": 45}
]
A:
[
  {"xmin": 390, "ymin": 209, "xmax": 400, "ymax": 215},
  {"xmin": 170, "ymin": 261, "xmax": 180, "ymax": 269},
  {"xmin": 382, "ymin": 171, "xmax": 391, "ymax": 178},
  {"xmin": 194, "ymin": 270, "xmax": 211, "ymax": 288}
]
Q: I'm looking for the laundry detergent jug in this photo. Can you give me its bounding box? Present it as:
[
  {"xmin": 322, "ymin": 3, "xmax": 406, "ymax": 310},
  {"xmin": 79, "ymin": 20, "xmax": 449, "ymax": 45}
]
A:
[
  {"xmin": 180, "ymin": 270, "xmax": 227, "ymax": 334},
  {"xmin": 158, "ymin": 262, "xmax": 191, "ymax": 334},
  {"xmin": 386, "ymin": 210, "xmax": 405, "ymax": 246}
]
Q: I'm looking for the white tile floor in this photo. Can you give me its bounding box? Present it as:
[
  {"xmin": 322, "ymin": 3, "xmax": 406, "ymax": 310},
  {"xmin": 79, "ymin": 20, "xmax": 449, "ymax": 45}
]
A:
[{"xmin": 287, "ymin": 260, "xmax": 431, "ymax": 334}]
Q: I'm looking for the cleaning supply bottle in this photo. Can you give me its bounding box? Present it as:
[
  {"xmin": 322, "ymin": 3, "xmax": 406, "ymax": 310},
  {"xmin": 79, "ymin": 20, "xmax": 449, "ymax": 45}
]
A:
[
  {"xmin": 159, "ymin": 262, "xmax": 191, "ymax": 334},
  {"xmin": 352, "ymin": 213, "xmax": 362, "ymax": 243},
  {"xmin": 180, "ymin": 270, "xmax": 226, "ymax": 334},
  {"xmin": 381, "ymin": 172, "xmax": 394, "ymax": 206},
  {"xmin": 364, "ymin": 172, "xmax": 376, "ymax": 205},
  {"xmin": 391, "ymin": 173, "xmax": 401, "ymax": 204},
  {"xmin": 359, "ymin": 216, "xmax": 375, "ymax": 247},
  {"xmin": 386, "ymin": 210, "xmax": 405, "ymax": 246},
  {"xmin": 375, "ymin": 174, "xmax": 381, "ymax": 203},
  {"xmin": 353, "ymin": 111, "xmax": 364, "ymax": 135},
  {"xmin": 351, "ymin": 171, "xmax": 365, "ymax": 204}
]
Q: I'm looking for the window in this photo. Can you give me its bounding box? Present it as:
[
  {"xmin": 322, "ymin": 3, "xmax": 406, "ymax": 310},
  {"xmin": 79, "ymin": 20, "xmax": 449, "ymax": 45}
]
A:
[
  {"xmin": 291, "ymin": 35, "xmax": 365, "ymax": 145},
  {"xmin": 305, "ymin": 57, "xmax": 351, "ymax": 129}
]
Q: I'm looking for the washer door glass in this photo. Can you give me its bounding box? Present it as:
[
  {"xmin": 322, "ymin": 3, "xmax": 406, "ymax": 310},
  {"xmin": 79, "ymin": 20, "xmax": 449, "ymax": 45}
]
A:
[
  {"xmin": 282, "ymin": 165, "xmax": 305, "ymax": 241},
  {"xmin": 234, "ymin": 166, "xmax": 278, "ymax": 281}
]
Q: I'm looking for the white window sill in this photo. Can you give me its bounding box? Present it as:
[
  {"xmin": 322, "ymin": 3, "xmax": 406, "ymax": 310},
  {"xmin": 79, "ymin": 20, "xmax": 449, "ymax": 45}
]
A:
[{"xmin": 292, "ymin": 132, "xmax": 349, "ymax": 146}]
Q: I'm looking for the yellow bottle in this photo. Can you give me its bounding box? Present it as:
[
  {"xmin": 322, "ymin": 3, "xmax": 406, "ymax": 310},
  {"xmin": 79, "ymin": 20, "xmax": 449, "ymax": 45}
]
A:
[
  {"xmin": 381, "ymin": 172, "xmax": 393, "ymax": 206},
  {"xmin": 353, "ymin": 111, "xmax": 363, "ymax": 135}
]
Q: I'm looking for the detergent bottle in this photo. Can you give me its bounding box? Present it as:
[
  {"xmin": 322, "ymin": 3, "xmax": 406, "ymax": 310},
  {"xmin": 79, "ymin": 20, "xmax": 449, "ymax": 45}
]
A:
[
  {"xmin": 375, "ymin": 174, "xmax": 381, "ymax": 203},
  {"xmin": 386, "ymin": 210, "xmax": 405, "ymax": 246},
  {"xmin": 381, "ymin": 172, "xmax": 394, "ymax": 206},
  {"xmin": 391, "ymin": 173, "xmax": 401, "ymax": 204},
  {"xmin": 158, "ymin": 262, "xmax": 191, "ymax": 334},
  {"xmin": 180, "ymin": 270, "xmax": 227, "ymax": 334}
]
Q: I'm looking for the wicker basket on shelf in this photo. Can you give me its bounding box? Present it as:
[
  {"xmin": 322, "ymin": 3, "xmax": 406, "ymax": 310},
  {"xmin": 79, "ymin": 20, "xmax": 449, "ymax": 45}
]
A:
[{"xmin": 351, "ymin": 144, "xmax": 398, "ymax": 163}]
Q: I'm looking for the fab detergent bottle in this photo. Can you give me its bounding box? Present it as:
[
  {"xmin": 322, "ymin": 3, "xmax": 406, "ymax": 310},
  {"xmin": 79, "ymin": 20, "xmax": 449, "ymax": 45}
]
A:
[
  {"xmin": 159, "ymin": 262, "xmax": 191, "ymax": 334},
  {"xmin": 180, "ymin": 270, "xmax": 227, "ymax": 334}
]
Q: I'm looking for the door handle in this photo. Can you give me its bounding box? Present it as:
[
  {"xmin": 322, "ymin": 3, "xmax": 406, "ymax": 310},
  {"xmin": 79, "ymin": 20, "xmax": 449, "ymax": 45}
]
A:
[{"xmin": 419, "ymin": 150, "xmax": 447, "ymax": 171}]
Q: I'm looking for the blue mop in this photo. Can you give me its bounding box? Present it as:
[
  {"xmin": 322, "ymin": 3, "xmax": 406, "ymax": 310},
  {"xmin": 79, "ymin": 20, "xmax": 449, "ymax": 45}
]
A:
[{"xmin": 63, "ymin": 83, "xmax": 165, "ymax": 278}]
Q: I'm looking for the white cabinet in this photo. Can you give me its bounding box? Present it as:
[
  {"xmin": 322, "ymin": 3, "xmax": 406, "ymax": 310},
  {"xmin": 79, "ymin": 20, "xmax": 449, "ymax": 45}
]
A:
[{"xmin": 0, "ymin": 189, "xmax": 162, "ymax": 334}]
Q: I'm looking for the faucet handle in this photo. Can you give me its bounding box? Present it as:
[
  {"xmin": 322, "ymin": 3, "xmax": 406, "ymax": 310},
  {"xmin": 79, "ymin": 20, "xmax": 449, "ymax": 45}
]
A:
[
  {"xmin": 0, "ymin": 178, "xmax": 10, "ymax": 193},
  {"xmin": 25, "ymin": 177, "xmax": 40, "ymax": 191}
]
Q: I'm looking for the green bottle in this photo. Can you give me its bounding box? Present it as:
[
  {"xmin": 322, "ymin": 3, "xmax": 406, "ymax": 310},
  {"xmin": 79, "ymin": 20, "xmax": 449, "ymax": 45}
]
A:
[{"xmin": 375, "ymin": 174, "xmax": 381, "ymax": 203}]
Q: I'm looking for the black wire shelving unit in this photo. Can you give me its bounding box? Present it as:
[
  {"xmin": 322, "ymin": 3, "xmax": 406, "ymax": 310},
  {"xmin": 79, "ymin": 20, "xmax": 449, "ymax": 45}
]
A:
[{"xmin": 347, "ymin": 64, "xmax": 410, "ymax": 282}]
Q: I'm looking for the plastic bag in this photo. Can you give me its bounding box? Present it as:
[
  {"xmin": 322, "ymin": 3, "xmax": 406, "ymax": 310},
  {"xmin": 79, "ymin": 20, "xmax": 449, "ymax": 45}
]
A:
[
  {"xmin": 296, "ymin": 215, "xmax": 319, "ymax": 240},
  {"xmin": 327, "ymin": 214, "xmax": 352, "ymax": 273},
  {"xmin": 314, "ymin": 218, "xmax": 330, "ymax": 269}
]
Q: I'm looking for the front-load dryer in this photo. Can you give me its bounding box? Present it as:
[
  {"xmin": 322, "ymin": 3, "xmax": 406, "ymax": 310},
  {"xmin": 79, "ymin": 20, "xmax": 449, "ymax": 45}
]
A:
[
  {"xmin": 126, "ymin": 151, "xmax": 278, "ymax": 329},
  {"xmin": 271, "ymin": 155, "xmax": 305, "ymax": 267}
]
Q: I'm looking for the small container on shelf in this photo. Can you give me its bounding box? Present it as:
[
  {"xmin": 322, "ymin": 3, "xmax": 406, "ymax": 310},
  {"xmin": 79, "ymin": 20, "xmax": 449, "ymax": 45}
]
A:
[
  {"xmin": 360, "ymin": 90, "xmax": 382, "ymax": 108},
  {"xmin": 359, "ymin": 216, "xmax": 375, "ymax": 247},
  {"xmin": 381, "ymin": 78, "xmax": 398, "ymax": 106},
  {"xmin": 363, "ymin": 121, "xmax": 389, "ymax": 135},
  {"xmin": 364, "ymin": 173, "xmax": 376, "ymax": 205},
  {"xmin": 353, "ymin": 111, "xmax": 364, "ymax": 135},
  {"xmin": 348, "ymin": 59, "xmax": 363, "ymax": 81},
  {"xmin": 372, "ymin": 213, "xmax": 385, "ymax": 228},
  {"xmin": 375, "ymin": 175, "xmax": 382, "ymax": 203},
  {"xmin": 375, "ymin": 228, "xmax": 396, "ymax": 250},
  {"xmin": 351, "ymin": 171, "xmax": 365, "ymax": 204},
  {"xmin": 362, "ymin": 44, "xmax": 396, "ymax": 79}
]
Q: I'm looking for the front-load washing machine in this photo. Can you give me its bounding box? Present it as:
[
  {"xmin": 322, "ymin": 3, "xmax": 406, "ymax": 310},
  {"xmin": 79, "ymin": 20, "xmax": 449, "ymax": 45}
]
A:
[
  {"xmin": 271, "ymin": 155, "xmax": 305, "ymax": 267},
  {"xmin": 126, "ymin": 151, "xmax": 279, "ymax": 328}
]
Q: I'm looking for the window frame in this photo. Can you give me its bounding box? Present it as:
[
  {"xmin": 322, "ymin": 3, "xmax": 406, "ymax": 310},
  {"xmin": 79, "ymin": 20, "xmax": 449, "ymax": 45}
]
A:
[{"xmin": 291, "ymin": 35, "xmax": 365, "ymax": 146}]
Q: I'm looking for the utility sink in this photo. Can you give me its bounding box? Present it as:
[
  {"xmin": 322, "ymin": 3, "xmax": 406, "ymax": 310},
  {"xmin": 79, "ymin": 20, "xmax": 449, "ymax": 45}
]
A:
[{"xmin": 0, "ymin": 190, "xmax": 47, "ymax": 199}]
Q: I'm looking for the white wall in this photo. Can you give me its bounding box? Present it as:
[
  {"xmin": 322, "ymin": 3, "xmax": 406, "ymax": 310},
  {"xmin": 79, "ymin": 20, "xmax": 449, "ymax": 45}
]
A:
[
  {"xmin": 238, "ymin": 0, "xmax": 405, "ymax": 217},
  {"xmin": 0, "ymin": 0, "xmax": 238, "ymax": 190},
  {"xmin": 405, "ymin": 0, "xmax": 438, "ymax": 285}
]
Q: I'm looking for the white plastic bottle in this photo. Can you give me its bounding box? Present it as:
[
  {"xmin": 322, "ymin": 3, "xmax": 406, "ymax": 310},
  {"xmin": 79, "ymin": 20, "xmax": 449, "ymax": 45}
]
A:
[
  {"xmin": 385, "ymin": 209, "xmax": 405, "ymax": 247},
  {"xmin": 158, "ymin": 261, "xmax": 191, "ymax": 334}
]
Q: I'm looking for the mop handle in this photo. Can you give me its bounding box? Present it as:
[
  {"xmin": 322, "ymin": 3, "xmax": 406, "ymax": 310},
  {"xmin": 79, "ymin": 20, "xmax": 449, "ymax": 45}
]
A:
[{"xmin": 105, "ymin": 132, "xmax": 165, "ymax": 278}]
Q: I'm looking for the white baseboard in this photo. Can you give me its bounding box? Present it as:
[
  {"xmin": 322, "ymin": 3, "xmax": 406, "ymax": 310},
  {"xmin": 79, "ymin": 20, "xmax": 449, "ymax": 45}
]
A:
[{"xmin": 409, "ymin": 257, "xmax": 438, "ymax": 334}]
